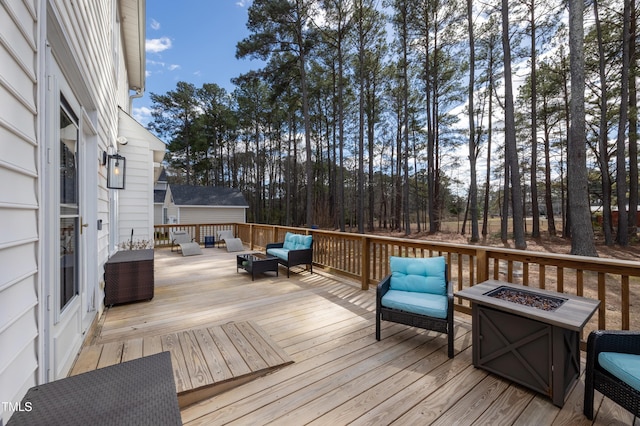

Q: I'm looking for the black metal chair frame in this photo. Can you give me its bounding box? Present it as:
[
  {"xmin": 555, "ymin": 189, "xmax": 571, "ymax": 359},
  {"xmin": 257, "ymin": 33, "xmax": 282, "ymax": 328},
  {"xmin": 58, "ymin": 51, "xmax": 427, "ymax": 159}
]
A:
[
  {"xmin": 376, "ymin": 268, "xmax": 454, "ymax": 358},
  {"xmin": 584, "ymin": 330, "xmax": 640, "ymax": 420},
  {"xmin": 266, "ymin": 240, "xmax": 313, "ymax": 278}
]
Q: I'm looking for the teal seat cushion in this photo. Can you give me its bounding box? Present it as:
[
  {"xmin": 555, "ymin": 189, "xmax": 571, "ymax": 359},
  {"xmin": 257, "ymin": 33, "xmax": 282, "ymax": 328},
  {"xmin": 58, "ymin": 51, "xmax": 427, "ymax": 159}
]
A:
[
  {"xmin": 381, "ymin": 289, "xmax": 448, "ymax": 319},
  {"xmin": 283, "ymin": 232, "xmax": 313, "ymax": 250},
  {"xmin": 266, "ymin": 247, "xmax": 289, "ymax": 261},
  {"xmin": 389, "ymin": 256, "xmax": 446, "ymax": 295},
  {"xmin": 598, "ymin": 352, "xmax": 640, "ymax": 392}
]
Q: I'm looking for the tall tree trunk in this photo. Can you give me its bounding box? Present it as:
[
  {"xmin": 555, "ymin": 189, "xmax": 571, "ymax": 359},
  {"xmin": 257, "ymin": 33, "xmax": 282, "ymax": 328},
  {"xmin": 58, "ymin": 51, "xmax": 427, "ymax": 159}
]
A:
[
  {"xmin": 567, "ymin": 0, "xmax": 597, "ymax": 256},
  {"xmin": 368, "ymin": 75, "xmax": 376, "ymax": 232},
  {"xmin": 542, "ymin": 97, "xmax": 556, "ymax": 236},
  {"xmin": 594, "ymin": 0, "xmax": 614, "ymax": 245},
  {"xmin": 628, "ymin": 0, "xmax": 638, "ymax": 236},
  {"xmin": 502, "ymin": 0, "xmax": 527, "ymax": 249},
  {"xmin": 501, "ymin": 164, "xmax": 509, "ymax": 243},
  {"xmin": 298, "ymin": 45, "xmax": 314, "ymax": 228},
  {"xmin": 616, "ymin": 0, "xmax": 632, "ymax": 245},
  {"xmin": 482, "ymin": 41, "xmax": 495, "ymax": 238},
  {"xmin": 467, "ymin": 0, "xmax": 479, "ymax": 242},
  {"xmin": 530, "ymin": 1, "xmax": 540, "ymax": 238},
  {"xmin": 357, "ymin": 13, "xmax": 365, "ymax": 234}
]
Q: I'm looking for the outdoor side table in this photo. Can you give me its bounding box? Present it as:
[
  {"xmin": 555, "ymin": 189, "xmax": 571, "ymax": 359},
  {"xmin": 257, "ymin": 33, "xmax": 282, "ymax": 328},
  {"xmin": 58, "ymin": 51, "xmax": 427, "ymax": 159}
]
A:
[
  {"xmin": 237, "ymin": 253, "xmax": 279, "ymax": 280},
  {"xmin": 6, "ymin": 352, "xmax": 181, "ymax": 426},
  {"xmin": 456, "ymin": 280, "xmax": 600, "ymax": 407},
  {"xmin": 104, "ymin": 249, "xmax": 154, "ymax": 305}
]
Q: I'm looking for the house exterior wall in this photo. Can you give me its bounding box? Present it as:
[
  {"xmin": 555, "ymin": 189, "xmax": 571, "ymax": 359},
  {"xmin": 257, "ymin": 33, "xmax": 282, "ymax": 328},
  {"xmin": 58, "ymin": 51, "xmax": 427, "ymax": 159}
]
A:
[
  {"xmin": 164, "ymin": 186, "xmax": 179, "ymax": 223},
  {"xmin": 0, "ymin": 1, "xmax": 40, "ymax": 421},
  {"xmin": 117, "ymin": 110, "xmax": 165, "ymax": 248},
  {"xmin": 178, "ymin": 206, "xmax": 247, "ymax": 224},
  {"xmin": 154, "ymin": 203, "xmax": 165, "ymax": 224},
  {"xmin": 0, "ymin": 1, "xmax": 142, "ymax": 423}
]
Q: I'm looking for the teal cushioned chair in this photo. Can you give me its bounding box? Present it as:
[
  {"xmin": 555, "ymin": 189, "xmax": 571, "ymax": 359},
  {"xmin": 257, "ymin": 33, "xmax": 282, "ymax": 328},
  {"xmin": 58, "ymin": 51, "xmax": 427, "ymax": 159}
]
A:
[
  {"xmin": 584, "ymin": 330, "xmax": 640, "ymax": 419},
  {"xmin": 376, "ymin": 256, "xmax": 454, "ymax": 358},
  {"xmin": 266, "ymin": 232, "xmax": 313, "ymax": 278}
]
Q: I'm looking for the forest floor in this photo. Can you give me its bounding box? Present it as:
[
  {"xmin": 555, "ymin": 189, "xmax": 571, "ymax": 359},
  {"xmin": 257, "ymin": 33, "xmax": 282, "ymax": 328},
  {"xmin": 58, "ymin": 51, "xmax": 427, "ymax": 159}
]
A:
[{"xmin": 371, "ymin": 217, "xmax": 640, "ymax": 261}]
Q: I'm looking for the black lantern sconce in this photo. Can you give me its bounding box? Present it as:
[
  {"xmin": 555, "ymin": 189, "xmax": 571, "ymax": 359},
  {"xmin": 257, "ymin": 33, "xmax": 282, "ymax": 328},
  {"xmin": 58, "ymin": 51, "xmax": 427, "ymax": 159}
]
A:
[{"xmin": 107, "ymin": 153, "xmax": 126, "ymax": 189}]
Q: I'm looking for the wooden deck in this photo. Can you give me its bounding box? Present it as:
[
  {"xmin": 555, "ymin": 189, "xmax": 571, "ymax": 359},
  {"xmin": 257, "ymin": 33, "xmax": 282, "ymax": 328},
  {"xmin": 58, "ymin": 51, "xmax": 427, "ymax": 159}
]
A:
[
  {"xmin": 71, "ymin": 321, "xmax": 293, "ymax": 408},
  {"xmin": 78, "ymin": 247, "xmax": 634, "ymax": 425}
]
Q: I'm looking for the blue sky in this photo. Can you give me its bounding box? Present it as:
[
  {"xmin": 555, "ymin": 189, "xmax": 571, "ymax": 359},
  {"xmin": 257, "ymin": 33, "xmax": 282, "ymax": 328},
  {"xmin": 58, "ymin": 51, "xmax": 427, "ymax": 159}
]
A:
[{"xmin": 134, "ymin": 0, "xmax": 261, "ymax": 125}]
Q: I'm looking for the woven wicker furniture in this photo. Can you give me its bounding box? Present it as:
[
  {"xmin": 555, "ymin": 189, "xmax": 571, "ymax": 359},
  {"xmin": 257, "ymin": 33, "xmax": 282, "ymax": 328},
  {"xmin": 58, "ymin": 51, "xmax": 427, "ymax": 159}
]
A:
[
  {"xmin": 584, "ymin": 330, "xmax": 640, "ymax": 419},
  {"xmin": 266, "ymin": 232, "xmax": 313, "ymax": 278},
  {"xmin": 237, "ymin": 253, "xmax": 279, "ymax": 280},
  {"xmin": 376, "ymin": 256, "xmax": 454, "ymax": 359},
  {"xmin": 6, "ymin": 352, "xmax": 181, "ymax": 426},
  {"xmin": 104, "ymin": 249, "xmax": 154, "ymax": 305}
]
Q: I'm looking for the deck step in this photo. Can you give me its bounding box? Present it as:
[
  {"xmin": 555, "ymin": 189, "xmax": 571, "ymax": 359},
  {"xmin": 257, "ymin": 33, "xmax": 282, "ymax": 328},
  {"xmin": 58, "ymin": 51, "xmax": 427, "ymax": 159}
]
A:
[{"xmin": 70, "ymin": 321, "xmax": 293, "ymax": 408}]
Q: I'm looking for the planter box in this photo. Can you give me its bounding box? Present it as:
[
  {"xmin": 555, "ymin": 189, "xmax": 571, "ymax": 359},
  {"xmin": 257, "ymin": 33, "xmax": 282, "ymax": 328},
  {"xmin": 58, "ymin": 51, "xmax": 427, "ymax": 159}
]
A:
[
  {"xmin": 104, "ymin": 249, "xmax": 154, "ymax": 305},
  {"xmin": 457, "ymin": 280, "xmax": 600, "ymax": 407}
]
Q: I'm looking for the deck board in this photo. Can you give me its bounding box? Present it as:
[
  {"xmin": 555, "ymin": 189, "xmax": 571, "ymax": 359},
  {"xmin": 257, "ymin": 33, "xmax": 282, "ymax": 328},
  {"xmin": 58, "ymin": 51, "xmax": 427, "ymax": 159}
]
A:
[
  {"xmin": 71, "ymin": 320, "xmax": 293, "ymax": 408},
  {"xmin": 70, "ymin": 247, "xmax": 622, "ymax": 424}
]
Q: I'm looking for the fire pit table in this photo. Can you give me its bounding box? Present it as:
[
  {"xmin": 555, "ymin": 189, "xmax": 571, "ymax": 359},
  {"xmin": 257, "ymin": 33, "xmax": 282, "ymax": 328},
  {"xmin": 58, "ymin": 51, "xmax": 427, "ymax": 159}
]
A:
[{"xmin": 456, "ymin": 280, "xmax": 600, "ymax": 407}]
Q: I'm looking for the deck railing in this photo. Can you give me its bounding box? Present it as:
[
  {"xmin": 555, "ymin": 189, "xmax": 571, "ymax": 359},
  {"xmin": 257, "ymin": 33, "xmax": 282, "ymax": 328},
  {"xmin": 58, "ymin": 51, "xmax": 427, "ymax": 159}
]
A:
[{"xmin": 154, "ymin": 223, "xmax": 640, "ymax": 336}]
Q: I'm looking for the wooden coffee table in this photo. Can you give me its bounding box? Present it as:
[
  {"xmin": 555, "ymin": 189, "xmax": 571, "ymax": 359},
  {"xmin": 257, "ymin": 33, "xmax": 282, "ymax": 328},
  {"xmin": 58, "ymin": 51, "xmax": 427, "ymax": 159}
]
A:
[{"xmin": 237, "ymin": 253, "xmax": 279, "ymax": 280}]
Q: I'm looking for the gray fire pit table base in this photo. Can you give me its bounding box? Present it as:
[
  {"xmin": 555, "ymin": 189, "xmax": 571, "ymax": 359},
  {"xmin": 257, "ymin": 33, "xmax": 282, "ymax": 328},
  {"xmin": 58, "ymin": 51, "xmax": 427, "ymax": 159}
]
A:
[{"xmin": 456, "ymin": 280, "xmax": 600, "ymax": 408}]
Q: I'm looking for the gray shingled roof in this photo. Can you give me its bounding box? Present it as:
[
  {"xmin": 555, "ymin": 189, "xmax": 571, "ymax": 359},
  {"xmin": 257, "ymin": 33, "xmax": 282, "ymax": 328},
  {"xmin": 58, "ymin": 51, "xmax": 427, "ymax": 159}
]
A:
[{"xmin": 170, "ymin": 185, "xmax": 248, "ymax": 207}]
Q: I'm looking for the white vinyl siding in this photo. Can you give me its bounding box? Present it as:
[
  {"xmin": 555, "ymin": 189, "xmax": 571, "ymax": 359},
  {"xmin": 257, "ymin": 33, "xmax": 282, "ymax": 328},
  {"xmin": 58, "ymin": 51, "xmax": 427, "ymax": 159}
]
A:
[
  {"xmin": 117, "ymin": 109, "xmax": 165, "ymax": 246},
  {"xmin": 2, "ymin": 0, "xmax": 143, "ymax": 423},
  {"xmin": 0, "ymin": 0, "xmax": 39, "ymax": 423},
  {"xmin": 177, "ymin": 206, "xmax": 246, "ymax": 224}
]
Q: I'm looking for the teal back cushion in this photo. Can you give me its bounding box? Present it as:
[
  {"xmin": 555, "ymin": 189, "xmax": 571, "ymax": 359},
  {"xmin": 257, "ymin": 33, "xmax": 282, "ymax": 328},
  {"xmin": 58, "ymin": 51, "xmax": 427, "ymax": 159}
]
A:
[
  {"xmin": 283, "ymin": 232, "xmax": 313, "ymax": 250},
  {"xmin": 389, "ymin": 256, "xmax": 446, "ymax": 295}
]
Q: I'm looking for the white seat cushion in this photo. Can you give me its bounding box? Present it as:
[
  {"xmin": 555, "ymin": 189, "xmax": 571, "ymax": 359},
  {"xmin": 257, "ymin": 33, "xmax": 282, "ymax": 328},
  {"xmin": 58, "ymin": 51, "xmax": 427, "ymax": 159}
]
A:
[
  {"xmin": 180, "ymin": 242, "xmax": 202, "ymax": 256},
  {"xmin": 225, "ymin": 238, "xmax": 244, "ymax": 252}
]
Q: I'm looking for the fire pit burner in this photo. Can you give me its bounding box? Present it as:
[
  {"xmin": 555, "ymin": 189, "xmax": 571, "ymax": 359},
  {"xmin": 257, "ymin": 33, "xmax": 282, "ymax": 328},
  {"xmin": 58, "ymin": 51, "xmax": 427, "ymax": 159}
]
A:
[{"xmin": 485, "ymin": 285, "xmax": 567, "ymax": 311}]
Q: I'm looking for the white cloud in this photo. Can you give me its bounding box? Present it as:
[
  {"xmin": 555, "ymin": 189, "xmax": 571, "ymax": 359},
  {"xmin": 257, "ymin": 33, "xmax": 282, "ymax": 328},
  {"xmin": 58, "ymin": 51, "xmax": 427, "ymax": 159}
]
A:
[
  {"xmin": 147, "ymin": 59, "xmax": 166, "ymax": 67},
  {"xmin": 133, "ymin": 106, "xmax": 153, "ymax": 125},
  {"xmin": 168, "ymin": 64, "xmax": 181, "ymax": 71},
  {"xmin": 150, "ymin": 19, "xmax": 160, "ymax": 30},
  {"xmin": 236, "ymin": 0, "xmax": 248, "ymax": 7},
  {"xmin": 146, "ymin": 37, "xmax": 172, "ymax": 53}
]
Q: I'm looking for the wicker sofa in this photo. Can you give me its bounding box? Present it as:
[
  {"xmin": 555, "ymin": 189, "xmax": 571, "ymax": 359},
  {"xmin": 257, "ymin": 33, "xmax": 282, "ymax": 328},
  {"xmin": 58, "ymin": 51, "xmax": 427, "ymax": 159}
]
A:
[
  {"xmin": 583, "ymin": 330, "xmax": 640, "ymax": 419},
  {"xmin": 266, "ymin": 232, "xmax": 313, "ymax": 278},
  {"xmin": 376, "ymin": 256, "xmax": 454, "ymax": 358}
]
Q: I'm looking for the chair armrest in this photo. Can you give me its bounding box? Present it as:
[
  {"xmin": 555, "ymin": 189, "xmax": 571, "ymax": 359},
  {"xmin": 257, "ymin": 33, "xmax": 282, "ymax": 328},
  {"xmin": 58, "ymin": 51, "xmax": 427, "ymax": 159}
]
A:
[
  {"xmin": 266, "ymin": 242, "xmax": 284, "ymax": 250},
  {"xmin": 376, "ymin": 275, "xmax": 391, "ymax": 308},
  {"xmin": 446, "ymin": 279, "xmax": 454, "ymax": 318}
]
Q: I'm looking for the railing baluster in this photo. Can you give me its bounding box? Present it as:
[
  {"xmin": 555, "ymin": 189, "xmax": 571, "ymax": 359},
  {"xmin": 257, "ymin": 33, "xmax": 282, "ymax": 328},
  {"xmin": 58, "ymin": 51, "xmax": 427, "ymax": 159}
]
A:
[
  {"xmin": 598, "ymin": 272, "xmax": 606, "ymax": 329},
  {"xmin": 622, "ymin": 275, "xmax": 630, "ymax": 330}
]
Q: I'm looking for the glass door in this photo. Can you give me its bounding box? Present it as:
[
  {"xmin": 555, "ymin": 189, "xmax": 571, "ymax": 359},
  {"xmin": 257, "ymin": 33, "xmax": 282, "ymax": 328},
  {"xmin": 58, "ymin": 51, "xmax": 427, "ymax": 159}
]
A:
[{"xmin": 59, "ymin": 98, "xmax": 80, "ymax": 311}]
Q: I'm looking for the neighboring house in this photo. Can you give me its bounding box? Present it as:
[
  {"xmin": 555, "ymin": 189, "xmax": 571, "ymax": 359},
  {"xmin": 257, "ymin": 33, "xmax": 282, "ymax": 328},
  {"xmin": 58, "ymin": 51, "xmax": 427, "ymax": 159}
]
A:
[
  {"xmin": 154, "ymin": 168, "xmax": 168, "ymax": 225},
  {"xmin": 163, "ymin": 185, "xmax": 249, "ymax": 224},
  {"xmin": 0, "ymin": 1, "xmax": 162, "ymax": 423}
]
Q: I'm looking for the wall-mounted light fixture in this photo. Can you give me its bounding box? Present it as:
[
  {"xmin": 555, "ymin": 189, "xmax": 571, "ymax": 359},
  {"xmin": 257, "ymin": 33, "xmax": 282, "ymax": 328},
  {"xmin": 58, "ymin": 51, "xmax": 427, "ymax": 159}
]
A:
[
  {"xmin": 102, "ymin": 150, "xmax": 108, "ymax": 166},
  {"xmin": 107, "ymin": 154, "xmax": 126, "ymax": 189}
]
